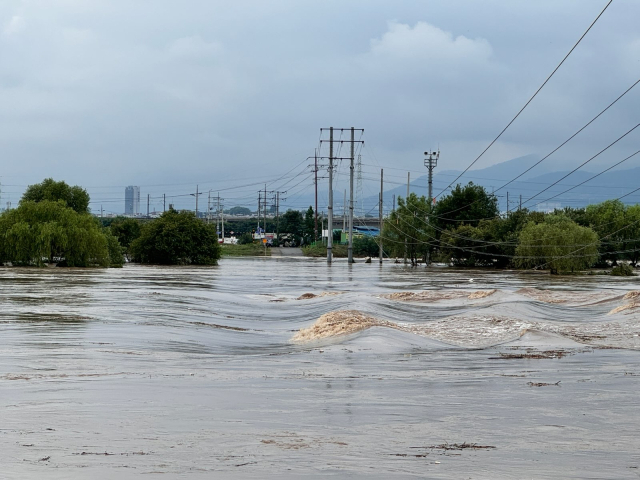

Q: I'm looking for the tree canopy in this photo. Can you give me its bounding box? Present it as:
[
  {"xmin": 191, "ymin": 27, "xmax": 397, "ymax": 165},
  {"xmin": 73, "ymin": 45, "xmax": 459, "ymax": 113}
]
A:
[
  {"xmin": 227, "ymin": 206, "xmax": 252, "ymax": 216},
  {"xmin": 433, "ymin": 182, "xmax": 499, "ymax": 231},
  {"xmin": 21, "ymin": 178, "xmax": 90, "ymax": 214},
  {"xmin": 383, "ymin": 193, "xmax": 435, "ymax": 264},
  {"xmin": 0, "ymin": 200, "xmax": 123, "ymax": 267},
  {"xmin": 109, "ymin": 218, "xmax": 142, "ymax": 258},
  {"xmin": 515, "ymin": 214, "xmax": 599, "ymax": 274},
  {"xmin": 130, "ymin": 209, "xmax": 221, "ymax": 265}
]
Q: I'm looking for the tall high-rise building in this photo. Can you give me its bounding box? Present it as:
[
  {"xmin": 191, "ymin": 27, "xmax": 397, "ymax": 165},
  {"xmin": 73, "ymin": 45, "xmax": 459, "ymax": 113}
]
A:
[{"xmin": 125, "ymin": 186, "xmax": 140, "ymax": 215}]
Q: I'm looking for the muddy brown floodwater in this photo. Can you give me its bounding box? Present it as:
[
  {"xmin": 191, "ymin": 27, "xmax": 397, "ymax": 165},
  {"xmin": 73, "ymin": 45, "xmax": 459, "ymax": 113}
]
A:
[{"xmin": 1, "ymin": 258, "xmax": 640, "ymax": 479}]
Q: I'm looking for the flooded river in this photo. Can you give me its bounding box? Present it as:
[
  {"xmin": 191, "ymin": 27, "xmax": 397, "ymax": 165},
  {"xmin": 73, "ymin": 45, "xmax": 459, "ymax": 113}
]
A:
[{"xmin": 1, "ymin": 258, "xmax": 640, "ymax": 479}]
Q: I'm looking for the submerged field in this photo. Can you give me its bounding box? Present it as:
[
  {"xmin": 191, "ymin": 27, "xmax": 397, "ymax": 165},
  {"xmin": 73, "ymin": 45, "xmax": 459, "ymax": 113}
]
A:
[{"xmin": 1, "ymin": 259, "xmax": 639, "ymax": 479}]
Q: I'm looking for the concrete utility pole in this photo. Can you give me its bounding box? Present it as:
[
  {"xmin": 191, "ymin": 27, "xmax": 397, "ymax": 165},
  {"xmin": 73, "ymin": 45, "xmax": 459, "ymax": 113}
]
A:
[
  {"xmin": 379, "ymin": 169, "xmax": 384, "ymax": 264},
  {"xmin": 257, "ymin": 191, "xmax": 261, "ymax": 234},
  {"xmin": 404, "ymin": 172, "xmax": 410, "ymax": 265},
  {"xmin": 163, "ymin": 194, "xmax": 166, "ymax": 212},
  {"xmin": 424, "ymin": 150, "xmax": 439, "ymax": 204},
  {"xmin": 273, "ymin": 191, "xmax": 286, "ymax": 244},
  {"xmin": 263, "ymin": 184, "xmax": 267, "ymax": 237},
  {"xmin": 424, "ymin": 151, "xmax": 439, "ymax": 267},
  {"xmin": 190, "ymin": 185, "xmax": 202, "ymax": 218},
  {"xmin": 519, "ymin": 194, "xmax": 522, "ymax": 211},
  {"xmin": 147, "ymin": 194, "xmax": 150, "ymax": 217},
  {"xmin": 218, "ymin": 193, "xmax": 225, "ymax": 242},
  {"xmin": 327, "ymin": 127, "xmax": 334, "ymax": 264},
  {"xmin": 348, "ymin": 127, "xmax": 355, "ymax": 264},
  {"xmin": 343, "ymin": 190, "xmax": 346, "ymax": 232},
  {"xmin": 507, "ymin": 191, "xmax": 510, "ymax": 214},
  {"xmin": 320, "ymin": 126, "xmax": 364, "ymax": 264},
  {"xmin": 314, "ymin": 150, "xmax": 318, "ymax": 242}
]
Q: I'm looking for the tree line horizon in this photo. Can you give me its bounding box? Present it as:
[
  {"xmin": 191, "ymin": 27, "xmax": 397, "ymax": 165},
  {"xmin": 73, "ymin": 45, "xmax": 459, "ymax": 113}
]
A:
[{"xmin": 1, "ymin": 178, "xmax": 638, "ymax": 273}]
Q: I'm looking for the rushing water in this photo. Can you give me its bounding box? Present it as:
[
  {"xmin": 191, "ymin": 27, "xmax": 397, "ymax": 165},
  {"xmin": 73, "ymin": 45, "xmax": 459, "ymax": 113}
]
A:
[{"xmin": 1, "ymin": 258, "xmax": 640, "ymax": 479}]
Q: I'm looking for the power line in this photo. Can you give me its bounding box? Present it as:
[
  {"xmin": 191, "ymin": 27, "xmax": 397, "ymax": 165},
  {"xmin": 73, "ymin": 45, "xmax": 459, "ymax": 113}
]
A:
[{"xmin": 435, "ymin": 0, "xmax": 614, "ymax": 199}]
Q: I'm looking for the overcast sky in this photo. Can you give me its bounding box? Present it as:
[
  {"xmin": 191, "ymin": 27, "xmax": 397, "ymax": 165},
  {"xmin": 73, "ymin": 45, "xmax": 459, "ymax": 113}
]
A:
[{"xmin": 1, "ymin": 0, "xmax": 638, "ymax": 213}]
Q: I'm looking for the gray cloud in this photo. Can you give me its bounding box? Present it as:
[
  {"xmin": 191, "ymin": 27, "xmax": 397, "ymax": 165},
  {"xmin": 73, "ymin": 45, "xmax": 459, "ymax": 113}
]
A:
[{"xmin": 0, "ymin": 0, "xmax": 638, "ymax": 212}]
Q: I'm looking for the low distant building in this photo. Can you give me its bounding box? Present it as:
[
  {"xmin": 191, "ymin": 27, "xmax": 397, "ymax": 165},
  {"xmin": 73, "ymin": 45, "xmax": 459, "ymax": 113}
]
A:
[{"xmin": 536, "ymin": 202, "xmax": 561, "ymax": 213}]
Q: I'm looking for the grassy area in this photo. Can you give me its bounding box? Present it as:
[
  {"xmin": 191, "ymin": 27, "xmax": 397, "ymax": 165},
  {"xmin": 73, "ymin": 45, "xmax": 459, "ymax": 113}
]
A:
[
  {"xmin": 302, "ymin": 244, "xmax": 348, "ymax": 257},
  {"xmin": 221, "ymin": 243, "xmax": 271, "ymax": 257}
]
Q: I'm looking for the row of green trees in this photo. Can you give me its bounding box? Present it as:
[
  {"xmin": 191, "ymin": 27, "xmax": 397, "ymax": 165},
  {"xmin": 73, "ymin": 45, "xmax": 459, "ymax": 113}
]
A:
[
  {"xmin": 383, "ymin": 182, "xmax": 640, "ymax": 273},
  {"xmin": 0, "ymin": 179, "xmax": 221, "ymax": 267}
]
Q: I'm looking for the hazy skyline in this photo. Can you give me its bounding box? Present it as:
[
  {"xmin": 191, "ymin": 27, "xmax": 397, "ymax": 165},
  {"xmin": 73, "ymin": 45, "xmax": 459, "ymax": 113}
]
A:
[{"xmin": 1, "ymin": 0, "xmax": 638, "ymax": 213}]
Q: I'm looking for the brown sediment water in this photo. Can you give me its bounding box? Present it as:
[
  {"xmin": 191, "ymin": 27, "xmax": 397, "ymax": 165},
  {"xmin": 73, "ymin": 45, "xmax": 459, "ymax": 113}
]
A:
[
  {"xmin": 291, "ymin": 310, "xmax": 398, "ymax": 342},
  {"xmin": 2, "ymin": 260, "xmax": 640, "ymax": 479},
  {"xmin": 382, "ymin": 289, "xmax": 497, "ymax": 302},
  {"xmin": 468, "ymin": 289, "xmax": 497, "ymax": 299},
  {"xmin": 516, "ymin": 287, "xmax": 621, "ymax": 305},
  {"xmin": 294, "ymin": 305, "xmax": 640, "ymax": 349}
]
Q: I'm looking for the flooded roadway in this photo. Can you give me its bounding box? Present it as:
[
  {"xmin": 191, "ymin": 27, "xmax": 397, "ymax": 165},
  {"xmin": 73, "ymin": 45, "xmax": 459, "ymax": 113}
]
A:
[{"xmin": 1, "ymin": 258, "xmax": 640, "ymax": 479}]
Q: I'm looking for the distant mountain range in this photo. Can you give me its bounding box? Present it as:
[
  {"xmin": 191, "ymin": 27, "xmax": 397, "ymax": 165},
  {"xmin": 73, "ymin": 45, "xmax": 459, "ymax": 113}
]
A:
[
  {"xmin": 361, "ymin": 154, "xmax": 640, "ymax": 214},
  {"xmin": 275, "ymin": 154, "xmax": 640, "ymax": 215}
]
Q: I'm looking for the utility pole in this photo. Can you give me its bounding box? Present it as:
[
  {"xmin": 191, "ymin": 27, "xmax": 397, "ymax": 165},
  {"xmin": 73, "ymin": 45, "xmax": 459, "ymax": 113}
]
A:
[
  {"xmin": 343, "ymin": 190, "xmax": 346, "ymax": 232},
  {"xmin": 147, "ymin": 194, "xmax": 150, "ymax": 217},
  {"xmin": 379, "ymin": 169, "xmax": 384, "ymax": 264},
  {"xmin": 519, "ymin": 194, "xmax": 522, "ymax": 211},
  {"xmin": 314, "ymin": 149, "xmax": 318, "ymax": 242},
  {"xmin": 101, "ymin": 205, "xmax": 103, "ymax": 220},
  {"xmin": 257, "ymin": 191, "xmax": 261, "ymax": 237},
  {"xmin": 217, "ymin": 193, "xmax": 224, "ymax": 240},
  {"xmin": 507, "ymin": 191, "xmax": 510, "ymax": 214},
  {"xmin": 348, "ymin": 127, "xmax": 357, "ymax": 264},
  {"xmin": 404, "ymin": 172, "xmax": 410, "ymax": 265},
  {"xmin": 263, "ymin": 184, "xmax": 267, "ymax": 238},
  {"xmin": 272, "ymin": 191, "xmax": 286, "ymax": 244},
  {"xmin": 424, "ymin": 150, "xmax": 439, "ymax": 267},
  {"xmin": 319, "ymin": 127, "xmax": 364, "ymax": 263},
  {"xmin": 327, "ymin": 127, "xmax": 334, "ymax": 264},
  {"xmin": 190, "ymin": 185, "xmax": 202, "ymax": 218},
  {"xmin": 392, "ymin": 194, "xmax": 396, "ymax": 212},
  {"xmin": 424, "ymin": 150, "xmax": 439, "ymax": 205}
]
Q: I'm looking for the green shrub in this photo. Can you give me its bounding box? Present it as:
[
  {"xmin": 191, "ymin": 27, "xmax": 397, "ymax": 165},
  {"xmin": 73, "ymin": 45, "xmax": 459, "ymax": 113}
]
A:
[
  {"xmin": 131, "ymin": 210, "xmax": 221, "ymax": 265},
  {"xmin": 611, "ymin": 264, "xmax": 635, "ymax": 276}
]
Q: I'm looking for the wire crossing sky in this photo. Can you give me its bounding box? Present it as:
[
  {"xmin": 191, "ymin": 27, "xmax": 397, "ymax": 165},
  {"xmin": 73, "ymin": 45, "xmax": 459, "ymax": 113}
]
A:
[{"xmin": 0, "ymin": 1, "xmax": 638, "ymax": 213}]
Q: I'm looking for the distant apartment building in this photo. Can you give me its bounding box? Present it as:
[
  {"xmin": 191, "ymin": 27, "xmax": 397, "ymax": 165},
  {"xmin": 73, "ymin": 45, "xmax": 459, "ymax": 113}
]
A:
[{"xmin": 125, "ymin": 186, "xmax": 140, "ymax": 215}]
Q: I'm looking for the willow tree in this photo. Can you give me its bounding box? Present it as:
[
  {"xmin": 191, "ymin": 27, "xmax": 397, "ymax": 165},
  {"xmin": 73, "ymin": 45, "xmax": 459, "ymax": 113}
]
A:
[
  {"xmin": 21, "ymin": 178, "xmax": 90, "ymax": 214},
  {"xmin": 0, "ymin": 200, "xmax": 123, "ymax": 267},
  {"xmin": 515, "ymin": 214, "xmax": 599, "ymax": 274}
]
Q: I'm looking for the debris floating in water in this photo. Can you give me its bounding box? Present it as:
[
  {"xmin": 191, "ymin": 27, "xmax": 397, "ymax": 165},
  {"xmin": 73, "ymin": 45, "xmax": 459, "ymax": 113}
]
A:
[{"xmin": 296, "ymin": 292, "xmax": 342, "ymax": 301}]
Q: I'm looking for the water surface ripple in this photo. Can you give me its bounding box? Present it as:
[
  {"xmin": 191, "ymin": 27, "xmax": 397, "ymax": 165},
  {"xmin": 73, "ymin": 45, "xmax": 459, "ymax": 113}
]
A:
[{"xmin": 1, "ymin": 258, "xmax": 640, "ymax": 478}]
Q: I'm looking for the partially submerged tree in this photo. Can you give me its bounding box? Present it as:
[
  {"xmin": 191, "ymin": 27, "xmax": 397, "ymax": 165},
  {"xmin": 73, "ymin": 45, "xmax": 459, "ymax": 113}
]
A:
[
  {"xmin": 383, "ymin": 193, "xmax": 435, "ymax": 264},
  {"xmin": 109, "ymin": 218, "xmax": 142, "ymax": 258},
  {"xmin": 0, "ymin": 200, "xmax": 123, "ymax": 267},
  {"xmin": 515, "ymin": 214, "xmax": 599, "ymax": 274},
  {"xmin": 130, "ymin": 209, "xmax": 221, "ymax": 265}
]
